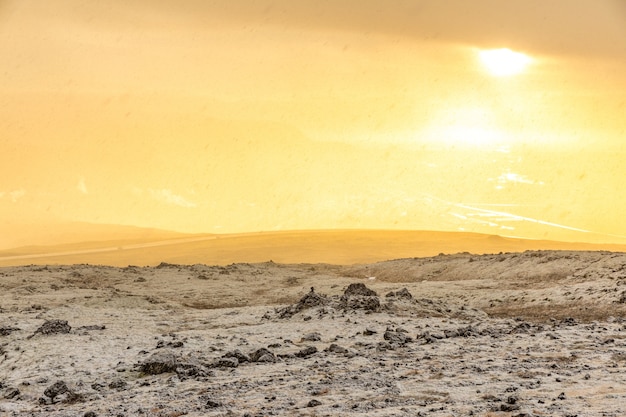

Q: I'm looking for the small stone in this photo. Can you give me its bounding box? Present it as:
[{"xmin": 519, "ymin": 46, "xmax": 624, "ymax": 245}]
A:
[
  {"xmin": 363, "ymin": 328, "xmax": 377, "ymax": 336},
  {"xmin": 206, "ymin": 399, "xmax": 221, "ymax": 408},
  {"xmin": 343, "ymin": 283, "xmax": 377, "ymax": 297},
  {"xmin": 108, "ymin": 379, "xmax": 127, "ymax": 391},
  {"xmin": 327, "ymin": 344, "xmax": 349, "ymax": 354},
  {"xmin": 250, "ymin": 348, "xmax": 276, "ymax": 363},
  {"xmin": 3, "ymin": 387, "xmax": 19, "ymax": 399},
  {"xmin": 139, "ymin": 351, "xmax": 178, "ymax": 375},
  {"xmin": 301, "ymin": 332, "xmax": 321, "ymax": 342},
  {"xmin": 307, "ymin": 399, "xmax": 322, "ymax": 407},
  {"xmin": 499, "ymin": 403, "xmax": 520, "ymax": 411},
  {"xmin": 384, "ymin": 329, "xmax": 412, "ymax": 345},
  {"xmin": 214, "ymin": 357, "xmax": 239, "ymax": 368},
  {"xmin": 33, "ymin": 320, "xmax": 71, "ymax": 337},
  {"xmin": 223, "ymin": 349, "xmax": 250, "ymax": 363},
  {"xmin": 296, "ymin": 346, "xmax": 318, "ymax": 358},
  {"xmin": 385, "ymin": 288, "xmax": 413, "ymax": 299},
  {"xmin": 44, "ymin": 380, "xmax": 69, "ymax": 400}
]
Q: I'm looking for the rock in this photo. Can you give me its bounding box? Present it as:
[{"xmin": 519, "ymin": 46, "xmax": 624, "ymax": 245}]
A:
[
  {"xmin": 32, "ymin": 320, "xmax": 71, "ymax": 337},
  {"xmin": 326, "ymin": 344, "xmax": 349, "ymax": 354},
  {"xmin": 0, "ymin": 326, "xmax": 20, "ymax": 336},
  {"xmin": 561, "ymin": 317, "xmax": 577, "ymax": 326},
  {"xmin": 75, "ymin": 325, "xmax": 106, "ymax": 332},
  {"xmin": 499, "ymin": 403, "xmax": 520, "ymax": 411},
  {"xmin": 363, "ymin": 328, "xmax": 377, "ymax": 336},
  {"xmin": 3, "ymin": 387, "xmax": 19, "ymax": 399},
  {"xmin": 223, "ymin": 349, "xmax": 250, "ymax": 363},
  {"xmin": 340, "ymin": 295, "xmax": 381, "ymax": 312},
  {"xmin": 84, "ymin": 412, "xmax": 97, "ymax": 417},
  {"xmin": 176, "ymin": 361, "xmax": 212, "ymax": 379},
  {"xmin": 139, "ymin": 351, "xmax": 178, "ymax": 375},
  {"xmin": 301, "ymin": 332, "xmax": 321, "ymax": 342},
  {"xmin": 444, "ymin": 329, "xmax": 459, "ymax": 338},
  {"xmin": 250, "ymin": 348, "xmax": 276, "ymax": 363},
  {"xmin": 205, "ymin": 399, "xmax": 221, "ymax": 408},
  {"xmin": 44, "ymin": 380, "xmax": 69, "ymax": 400},
  {"xmin": 307, "ymin": 399, "xmax": 322, "ymax": 407},
  {"xmin": 278, "ymin": 288, "xmax": 329, "ymax": 319},
  {"xmin": 385, "ymin": 288, "xmax": 413, "ymax": 299},
  {"xmin": 384, "ymin": 329, "xmax": 413, "ymax": 345},
  {"xmin": 156, "ymin": 262, "xmax": 179, "ymax": 269},
  {"xmin": 510, "ymin": 322, "xmax": 532, "ymax": 334},
  {"xmin": 296, "ymin": 346, "xmax": 318, "ymax": 358},
  {"xmin": 108, "ymin": 379, "xmax": 127, "ymax": 391},
  {"xmin": 214, "ymin": 357, "xmax": 239, "ymax": 368},
  {"xmin": 343, "ymin": 283, "xmax": 378, "ymax": 297}
]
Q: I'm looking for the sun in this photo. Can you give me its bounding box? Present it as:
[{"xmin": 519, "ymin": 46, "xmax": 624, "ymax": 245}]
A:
[{"xmin": 479, "ymin": 48, "xmax": 532, "ymax": 77}]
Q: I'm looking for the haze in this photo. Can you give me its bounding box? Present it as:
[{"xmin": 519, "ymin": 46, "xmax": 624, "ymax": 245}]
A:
[{"xmin": 2, "ymin": 0, "xmax": 626, "ymax": 251}]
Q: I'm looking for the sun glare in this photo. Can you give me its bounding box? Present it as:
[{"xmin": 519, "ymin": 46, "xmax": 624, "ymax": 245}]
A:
[{"xmin": 479, "ymin": 48, "xmax": 532, "ymax": 77}]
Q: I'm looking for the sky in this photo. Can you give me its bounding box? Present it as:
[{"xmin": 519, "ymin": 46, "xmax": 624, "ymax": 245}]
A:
[{"xmin": 1, "ymin": 0, "xmax": 626, "ymax": 246}]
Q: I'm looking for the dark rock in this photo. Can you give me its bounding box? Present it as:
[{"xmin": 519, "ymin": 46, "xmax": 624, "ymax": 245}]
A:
[
  {"xmin": 205, "ymin": 399, "xmax": 221, "ymax": 408},
  {"xmin": 444, "ymin": 329, "xmax": 459, "ymax": 338},
  {"xmin": 139, "ymin": 351, "xmax": 178, "ymax": 375},
  {"xmin": 33, "ymin": 320, "xmax": 71, "ymax": 337},
  {"xmin": 296, "ymin": 346, "xmax": 318, "ymax": 358},
  {"xmin": 301, "ymin": 332, "xmax": 321, "ymax": 342},
  {"xmin": 278, "ymin": 288, "xmax": 329, "ymax": 319},
  {"xmin": 223, "ymin": 349, "xmax": 250, "ymax": 363},
  {"xmin": 75, "ymin": 325, "xmax": 106, "ymax": 332},
  {"xmin": 175, "ymin": 358, "xmax": 212, "ymax": 379},
  {"xmin": 417, "ymin": 331, "xmax": 439, "ymax": 344},
  {"xmin": 44, "ymin": 380, "xmax": 69, "ymax": 400},
  {"xmin": 363, "ymin": 328, "xmax": 377, "ymax": 336},
  {"xmin": 84, "ymin": 412, "xmax": 97, "ymax": 417},
  {"xmin": 343, "ymin": 283, "xmax": 377, "ymax": 297},
  {"xmin": 3, "ymin": 387, "xmax": 19, "ymax": 399},
  {"xmin": 307, "ymin": 399, "xmax": 322, "ymax": 407},
  {"xmin": 156, "ymin": 262, "xmax": 179, "ymax": 269},
  {"xmin": 0, "ymin": 326, "xmax": 20, "ymax": 336},
  {"xmin": 510, "ymin": 322, "xmax": 532, "ymax": 334},
  {"xmin": 326, "ymin": 344, "xmax": 349, "ymax": 354},
  {"xmin": 499, "ymin": 403, "xmax": 520, "ymax": 412},
  {"xmin": 214, "ymin": 357, "xmax": 239, "ymax": 368},
  {"xmin": 108, "ymin": 379, "xmax": 127, "ymax": 391},
  {"xmin": 250, "ymin": 348, "xmax": 276, "ymax": 363},
  {"xmin": 385, "ymin": 288, "xmax": 413, "ymax": 299},
  {"xmin": 445, "ymin": 326, "xmax": 476, "ymax": 338},
  {"xmin": 340, "ymin": 295, "xmax": 381, "ymax": 312},
  {"xmin": 384, "ymin": 329, "xmax": 412, "ymax": 345}
]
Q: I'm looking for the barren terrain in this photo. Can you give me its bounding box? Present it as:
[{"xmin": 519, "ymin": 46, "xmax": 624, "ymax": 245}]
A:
[{"xmin": 2, "ymin": 250, "xmax": 626, "ymax": 416}]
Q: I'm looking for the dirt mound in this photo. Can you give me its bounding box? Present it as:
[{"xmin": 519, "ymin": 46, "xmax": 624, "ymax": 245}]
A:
[
  {"xmin": 29, "ymin": 320, "xmax": 71, "ymax": 338},
  {"xmin": 343, "ymin": 283, "xmax": 378, "ymax": 297},
  {"xmin": 276, "ymin": 287, "xmax": 329, "ymax": 318}
]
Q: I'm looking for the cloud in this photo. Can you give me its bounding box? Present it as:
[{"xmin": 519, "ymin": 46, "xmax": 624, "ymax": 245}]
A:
[
  {"xmin": 148, "ymin": 188, "xmax": 197, "ymax": 208},
  {"xmin": 177, "ymin": 0, "xmax": 626, "ymax": 59},
  {"xmin": 492, "ymin": 171, "xmax": 543, "ymax": 190},
  {"xmin": 0, "ymin": 189, "xmax": 26, "ymax": 203},
  {"xmin": 77, "ymin": 177, "xmax": 88, "ymax": 195}
]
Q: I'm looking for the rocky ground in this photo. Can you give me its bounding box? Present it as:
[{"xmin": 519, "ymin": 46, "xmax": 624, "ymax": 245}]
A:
[{"xmin": 2, "ymin": 250, "xmax": 626, "ymax": 416}]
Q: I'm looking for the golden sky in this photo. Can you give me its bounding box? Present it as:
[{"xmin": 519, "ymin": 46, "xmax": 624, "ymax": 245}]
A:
[{"xmin": 1, "ymin": 0, "xmax": 626, "ymax": 244}]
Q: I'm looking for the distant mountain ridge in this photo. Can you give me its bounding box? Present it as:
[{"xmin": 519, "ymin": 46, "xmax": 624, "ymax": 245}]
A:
[
  {"xmin": 1, "ymin": 225, "xmax": 625, "ymax": 267},
  {"xmin": 0, "ymin": 221, "xmax": 190, "ymax": 251}
]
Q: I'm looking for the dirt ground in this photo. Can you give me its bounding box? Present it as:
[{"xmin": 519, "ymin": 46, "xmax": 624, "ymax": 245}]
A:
[{"xmin": 2, "ymin": 250, "xmax": 626, "ymax": 416}]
